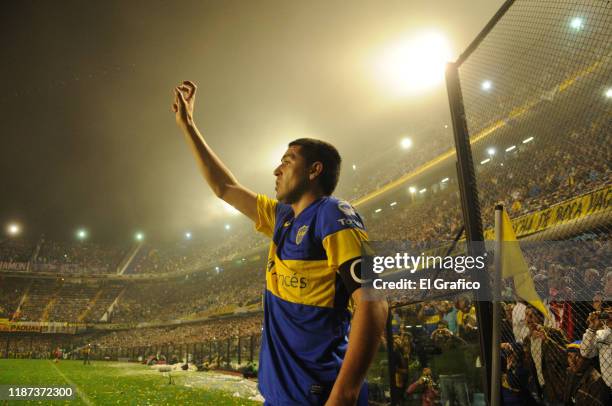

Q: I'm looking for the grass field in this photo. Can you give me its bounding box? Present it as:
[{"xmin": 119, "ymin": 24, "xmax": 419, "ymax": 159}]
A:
[{"xmin": 0, "ymin": 359, "xmax": 262, "ymax": 405}]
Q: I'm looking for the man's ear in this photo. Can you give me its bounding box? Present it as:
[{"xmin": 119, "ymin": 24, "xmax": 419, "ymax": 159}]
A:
[{"xmin": 309, "ymin": 161, "xmax": 323, "ymax": 180}]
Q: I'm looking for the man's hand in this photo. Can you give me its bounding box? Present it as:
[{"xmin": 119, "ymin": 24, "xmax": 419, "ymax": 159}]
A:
[
  {"xmin": 531, "ymin": 326, "xmax": 545, "ymax": 340},
  {"xmin": 172, "ymin": 80, "xmax": 197, "ymax": 130},
  {"xmin": 325, "ymin": 290, "xmax": 388, "ymax": 406}
]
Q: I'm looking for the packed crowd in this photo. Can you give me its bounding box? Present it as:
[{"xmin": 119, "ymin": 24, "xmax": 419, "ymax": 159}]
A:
[
  {"xmin": 90, "ymin": 314, "xmax": 262, "ymax": 350},
  {"xmin": 112, "ymin": 265, "xmax": 264, "ymax": 323},
  {"xmin": 0, "ymin": 334, "xmax": 58, "ymax": 359}
]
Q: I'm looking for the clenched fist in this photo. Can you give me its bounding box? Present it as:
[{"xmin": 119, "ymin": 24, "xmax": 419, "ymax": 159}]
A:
[{"xmin": 172, "ymin": 80, "xmax": 197, "ymax": 130}]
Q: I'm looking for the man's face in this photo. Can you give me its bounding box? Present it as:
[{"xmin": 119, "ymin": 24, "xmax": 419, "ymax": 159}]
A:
[
  {"xmin": 273, "ymin": 146, "xmax": 310, "ymax": 204},
  {"xmin": 526, "ymin": 309, "xmax": 540, "ymax": 331},
  {"xmin": 567, "ymin": 352, "xmax": 584, "ymax": 373}
]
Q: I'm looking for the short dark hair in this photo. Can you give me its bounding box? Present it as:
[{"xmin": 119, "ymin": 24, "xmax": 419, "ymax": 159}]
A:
[{"xmin": 288, "ymin": 138, "xmax": 341, "ymax": 195}]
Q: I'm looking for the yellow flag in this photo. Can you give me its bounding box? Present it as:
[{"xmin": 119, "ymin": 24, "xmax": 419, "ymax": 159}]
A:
[{"xmin": 500, "ymin": 208, "xmax": 549, "ymax": 318}]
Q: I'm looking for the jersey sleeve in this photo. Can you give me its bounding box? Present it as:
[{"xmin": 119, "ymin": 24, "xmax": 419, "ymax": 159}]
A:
[
  {"xmin": 255, "ymin": 194, "xmax": 278, "ymax": 238},
  {"xmin": 318, "ymin": 200, "xmax": 368, "ymax": 268}
]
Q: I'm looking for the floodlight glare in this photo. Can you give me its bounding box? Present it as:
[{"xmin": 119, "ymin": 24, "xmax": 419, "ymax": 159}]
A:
[
  {"xmin": 487, "ymin": 147, "xmax": 496, "ymax": 156},
  {"xmin": 76, "ymin": 229, "xmax": 88, "ymax": 240},
  {"xmin": 408, "ymin": 186, "xmax": 417, "ymax": 194},
  {"xmin": 7, "ymin": 223, "xmax": 20, "ymax": 236},
  {"xmin": 375, "ymin": 31, "xmax": 452, "ymax": 94},
  {"xmin": 570, "ymin": 17, "xmax": 584, "ymax": 30},
  {"xmin": 135, "ymin": 232, "xmax": 144, "ymax": 241},
  {"xmin": 481, "ymin": 80, "xmax": 492, "ymax": 91},
  {"xmin": 224, "ymin": 224, "xmax": 231, "ymax": 230},
  {"xmin": 400, "ymin": 137, "xmax": 413, "ymax": 149},
  {"xmin": 605, "ymin": 88, "xmax": 612, "ymax": 99},
  {"xmin": 185, "ymin": 232, "xmax": 192, "ymax": 239},
  {"xmin": 352, "ymin": 164, "xmax": 357, "ymax": 171}
]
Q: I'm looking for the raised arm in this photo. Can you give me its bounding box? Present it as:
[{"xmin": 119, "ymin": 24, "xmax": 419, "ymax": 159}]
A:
[{"xmin": 172, "ymin": 81, "xmax": 257, "ymax": 222}]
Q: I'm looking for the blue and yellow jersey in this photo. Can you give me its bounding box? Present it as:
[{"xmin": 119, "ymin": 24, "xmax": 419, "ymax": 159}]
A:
[{"xmin": 255, "ymin": 194, "xmax": 368, "ymax": 405}]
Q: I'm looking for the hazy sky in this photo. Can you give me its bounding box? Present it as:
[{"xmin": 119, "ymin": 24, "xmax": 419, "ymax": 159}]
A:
[{"xmin": 0, "ymin": 0, "xmax": 504, "ymax": 243}]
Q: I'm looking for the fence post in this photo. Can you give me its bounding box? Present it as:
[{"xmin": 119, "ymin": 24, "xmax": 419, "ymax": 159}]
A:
[{"xmin": 446, "ymin": 61, "xmax": 492, "ymax": 403}]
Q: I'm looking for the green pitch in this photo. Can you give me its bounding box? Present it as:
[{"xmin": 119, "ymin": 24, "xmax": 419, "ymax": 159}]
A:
[{"xmin": 0, "ymin": 359, "xmax": 261, "ymax": 405}]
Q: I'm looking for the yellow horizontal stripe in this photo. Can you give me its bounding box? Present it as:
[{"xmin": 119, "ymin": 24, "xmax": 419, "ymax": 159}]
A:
[{"xmin": 266, "ymin": 257, "xmax": 335, "ymax": 308}]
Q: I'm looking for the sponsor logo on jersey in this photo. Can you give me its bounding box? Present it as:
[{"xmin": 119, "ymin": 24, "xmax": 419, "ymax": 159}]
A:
[
  {"xmin": 296, "ymin": 225, "xmax": 309, "ymax": 245},
  {"xmin": 338, "ymin": 201, "xmax": 356, "ymax": 217}
]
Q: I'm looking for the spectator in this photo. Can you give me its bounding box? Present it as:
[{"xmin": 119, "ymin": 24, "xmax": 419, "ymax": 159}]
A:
[{"xmin": 562, "ymin": 341, "xmax": 608, "ymax": 405}]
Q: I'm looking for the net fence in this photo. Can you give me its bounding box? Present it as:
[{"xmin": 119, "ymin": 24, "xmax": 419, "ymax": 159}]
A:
[{"xmin": 456, "ymin": 0, "xmax": 611, "ymax": 404}]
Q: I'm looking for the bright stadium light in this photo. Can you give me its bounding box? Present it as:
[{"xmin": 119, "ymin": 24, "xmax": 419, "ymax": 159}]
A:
[
  {"xmin": 505, "ymin": 145, "xmax": 516, "ymax": 152},
  {"xmin": 441, "ymin": 177, "xmax": 449, "ymax": 183},
  {"xmin": 481, "ymin": 80, "xmax": 493, "ymax": 91},
  {"xmin": 444, "ymin": 124, "xmax": 448, "ymax": 129},
  {"xmin": 400, "ymin": 137, "xmax": 413, "ymax": 150},
  {"xmin": 76, "ymin": 229, "xmax": 88, "ymax": 240},
  {"xmin": 374, "ymin": 208, "xmax": 382, "ymax": 213},
  {"xmin": 480, "ymin": 158, "xmax": 491, "ymax": 165},
  {"xmin": 408, "ymin": 186, "xmax": 417, "ymax": 194},
  {"xmin": 352, "ymin": 164, "xmax": 357, "ymax": 171},
  {"xmin": 390, "ymin": 201, "xmax": 397, "ymax": 207},
  {"xmin": 135, "ymin": 232, "xmax": 144, "ymax": 241},
  {"xmin": 605, "ymin": 88, "xmax": 612, "ymax": 98},
  {"xmin": 419, "ymin": 188, "xmax": 427, "ymax": 194},
  {"xmin": 224, "ymin": 224, "xmax": 231, "ymax": 230},
  {"xmin": 570, "ymin": 17, "xmax": 584, "ymax": 30},
  {"xmin": 215, "ymin": 266, "xmax": 220, "ymax": 274},
  {"xmin": 487, "ymin": 147, "xmax": 496, "ymax": 156},
  {"xmin": 185, "ymin": 231, "xmax": 192, "ymax": 240},
  {"xmin": 6, "ymin": 223, "xmax": 21, "ymax": 236},
  {"xmin": 375, "ymin": 31, "xmax": 452, "ymax": 94},
  {"xmin": 522, "ymin": 137, "xmax": 534, "ymax": 144}
]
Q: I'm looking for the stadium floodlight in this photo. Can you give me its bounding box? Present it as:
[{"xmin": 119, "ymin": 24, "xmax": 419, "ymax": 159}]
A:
[
  {"xmin": 487, "ymin": 147, "xmax": 496, "ymax": 156},
  {"xmin": 444, "ymin": 124, "xmax": 448, "ymax": 129},
  {"xmin": 441, "ymin": 177, "xmax": 449, "ymax": 183},
  {"xmin": 480, "ymin": 158, "xmax": 491, "ymax": 165},
  {"xmin": 522, "ymin": 137, "xmax": 534, "ymax": 144},
  {"xmin": 390, "ymin": 201, "xmax": 397, "ymax": 207},
  {"xmin": 185, "ymin": 232, "xmax": 192, "ymax": 239},
  {"xmin": 135, "ymin": 232, "xmax": 144, "ymax": 241},
  {"xmin": 505, "ymin": 145, "xmax": 516, "ymax": 152},
  {"xmin": 400, "ymin": 137, "xmax": 413, "ymax": 150},
  {"xmin": 6, "ymin": 223, "xmax": 20, "ymax": 236},
  {"xmin": 375, "ymin": 31, "xmax": 452, "ymax": 94},
  {"xmin": 374, "ymin": 208, "xmax": 382, "ymax": 213},
  {"xmin": 419, "ymin": 188, "xmax": 427, "ymax": 194},
  {"xmin": 481, "ymin": 80, "xmax": 492, "ymax": 91},
  {"xmin": 215, "ymin": 266, "xmax": 220, "ymax": 274},
  {"xmin": 76, "ymin": 229, "xmax": 88, "ymax": 240},
  {"xmin": 224, "ymin": 224, "xmax": 231, "ymax": 230},
  {"xmin": 352, "ymin": 164, "xmax": 357, "ymax": 171},
  {"xmin": 408, "ymin": 186, "xmax": 417, "ymax": 194},
  {"xmin": 570, "ymin": 17, "xmax": 584, "ymax": 30},
  {"xmin": 605, "ymin": 88, "xmax": 612, "ymax": 99}
]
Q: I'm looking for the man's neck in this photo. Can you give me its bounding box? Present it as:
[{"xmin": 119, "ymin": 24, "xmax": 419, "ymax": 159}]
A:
[{"xmin": 291, "ymin": 190, "xmax": 325, "ymax": 218}]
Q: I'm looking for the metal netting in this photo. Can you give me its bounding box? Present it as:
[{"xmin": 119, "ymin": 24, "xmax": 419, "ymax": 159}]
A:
[{"xmin": 454, "ymin": 0, "xmax": 611, "ymax": 404}]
